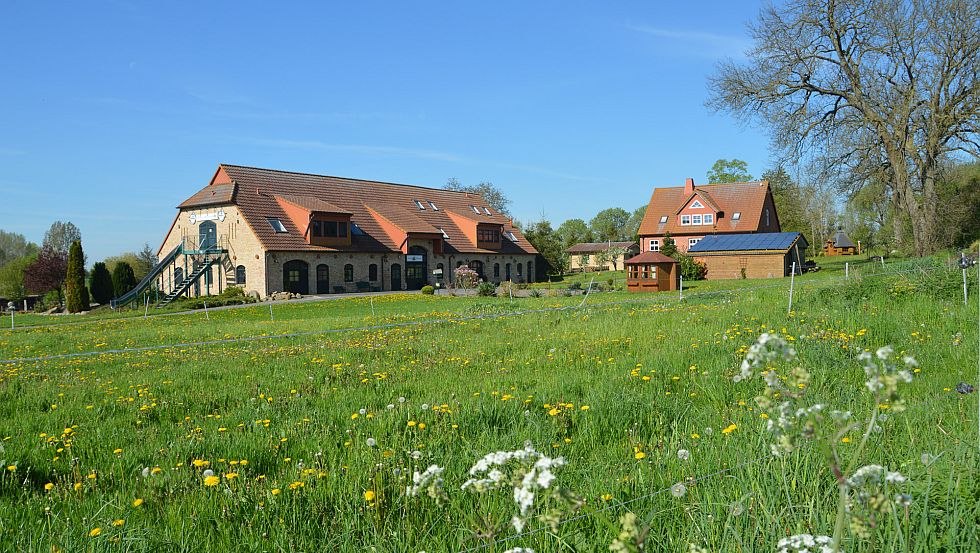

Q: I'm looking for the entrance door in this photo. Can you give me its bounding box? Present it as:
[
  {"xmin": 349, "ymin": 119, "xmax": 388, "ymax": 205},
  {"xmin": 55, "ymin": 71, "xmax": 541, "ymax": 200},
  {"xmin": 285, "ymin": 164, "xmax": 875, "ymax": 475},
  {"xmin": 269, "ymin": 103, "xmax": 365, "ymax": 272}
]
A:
[
  {"xmin": 390, "ymin": 263, "xmax": 402, "ymax": 291},
  {"xmin": 316, "ymin": 264, "xmax": 329, "ymax": 294},
  {"xmin": 405, "ymin": 246, "xmax": 427, "ymax": 290},
  {"xmin": 283, "ymin": 260, "xmax": 309, "ymax": 294},
  {"xmin": 199, "ymin": 221, "xmax": 217, "ymax": 251}
]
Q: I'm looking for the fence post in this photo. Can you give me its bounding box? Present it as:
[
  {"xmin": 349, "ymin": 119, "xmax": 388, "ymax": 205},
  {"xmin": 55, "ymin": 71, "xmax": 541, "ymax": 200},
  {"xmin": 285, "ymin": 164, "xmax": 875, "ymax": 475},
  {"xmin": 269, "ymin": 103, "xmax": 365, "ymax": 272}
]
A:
[
  {"xmin": 679, "ymin": 274, "xmax": 684, "ymax": 301},
  {"xmin": 269, "ymin": 302, "xmax": 274, "ymax": 321},
  {"xmin": 964, "ymin": 267, "xmax": 969, "ymax": 306},
  {"xmin": 845, "ymin": 262, "xmax": 849, "ymax": 279},
  {"xmin": 204, "ymin": 301, "xmax": 209, "ymax": 321},
  {"xmin": 788, "ymin": 262, "xmax": 796, "ymax": 315}
]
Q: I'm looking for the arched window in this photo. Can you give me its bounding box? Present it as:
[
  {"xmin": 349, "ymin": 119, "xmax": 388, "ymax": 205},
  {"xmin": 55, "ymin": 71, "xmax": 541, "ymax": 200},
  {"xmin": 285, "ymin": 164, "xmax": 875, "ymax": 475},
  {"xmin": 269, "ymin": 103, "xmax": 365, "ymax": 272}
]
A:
[
  {"xmin": 468, "ymin": 260, "xmax": 484, "ymax": 277},
  {"xmin": 368, "ymin": 264, "xmax": 378, "ymax": 281},
  {"xmin": 516, "ymin": 263, "xmax": 523, "ymax": 281},
  {"xmin": 493, "ymin": 263, "xmax": 500, "ymax": 279},
  {"xmin": 456, "ymin": 261, "xmax": 464, "ymax": 268},
  {"xmin": 527, "ymin": 261, "xmax": 533, "ymax": 282},
  {"xmin": 344, "ymin": 264, "xmax": 354, "ymax": 282},
  {"xmin": 235, "ymin": 265, "xmax": 246, "ymax": 285},
  {"xmin": 505, "ymin": 263, "xmax": 511, "ymax": 281}
]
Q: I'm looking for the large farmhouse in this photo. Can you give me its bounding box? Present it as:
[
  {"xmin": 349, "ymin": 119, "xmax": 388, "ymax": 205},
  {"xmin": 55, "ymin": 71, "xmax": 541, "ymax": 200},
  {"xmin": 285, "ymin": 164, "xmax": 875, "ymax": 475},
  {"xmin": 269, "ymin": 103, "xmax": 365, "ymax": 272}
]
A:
[
  {"xmin": 138, "ymin": 164, "xmax": 536, "ymax": 305},
  {"xmin": 637, "ymin": 178, "xmax": 781, "ymax": 254}
]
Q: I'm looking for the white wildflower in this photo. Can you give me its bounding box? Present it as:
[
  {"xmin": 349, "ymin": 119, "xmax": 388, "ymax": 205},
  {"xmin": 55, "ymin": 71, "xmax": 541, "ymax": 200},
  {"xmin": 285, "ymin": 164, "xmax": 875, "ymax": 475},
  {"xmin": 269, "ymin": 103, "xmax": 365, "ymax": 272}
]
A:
[
  {"xmin": 386, "ymin": 404, "xmax": 395, "ymax": 410},
  {"xmin": 366, "ymin": 437, "xmax": 377, "ymax": 447},
  {"xmin": 398, "ymin": 396, "xmax": 406, "ymax": 403},
  {"xmin": 141, "ymin": 467, "xmax": 150, "ymax": 478},
  {"xmin": 776, "ymin": 533, "xmax": 833, "ymax": 553},
  {"xmin": 670, "ymin": 482, "xmax": 687, "ymax": 498},
  {"xmin": 677, "ymin": 449, "xmax": 690, "ymax": 461},
  {"xmin": 406, "ymin": 464, "xmax": 445, "ymax": 501},
  {"xmin": 503, "ymin": 547, "xmax": 534, "ymax": 553},
  {"xmin": 358, "ymin": 408, "xmax": 367, "ymax": 415},
  {"xmin": 421, "ymin": 403, "xmax": 429, "ymax": 410},
  {"xmin": 202, "ymin": 469, "xmax": 214, "ymax": 478}
]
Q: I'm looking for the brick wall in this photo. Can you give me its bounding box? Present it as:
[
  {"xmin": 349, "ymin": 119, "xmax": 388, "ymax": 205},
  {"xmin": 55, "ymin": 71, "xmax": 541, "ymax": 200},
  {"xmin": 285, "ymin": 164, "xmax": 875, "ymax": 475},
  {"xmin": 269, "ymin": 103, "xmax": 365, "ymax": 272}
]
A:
[{"xmin": 694, "ymin": 252, "xmax": 788, "ymax": 280}]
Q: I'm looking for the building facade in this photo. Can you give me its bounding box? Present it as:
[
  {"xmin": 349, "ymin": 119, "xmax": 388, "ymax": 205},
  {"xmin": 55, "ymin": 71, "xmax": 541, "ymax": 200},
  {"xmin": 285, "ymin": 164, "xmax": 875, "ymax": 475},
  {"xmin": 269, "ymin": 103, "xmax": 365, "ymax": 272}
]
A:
[
  {"xmin": 688, "ymin": 232, "xmax": 809, "ymax": 280},
  {"xmin": 566, "ymin": 242, "xmax": 639, "ymax": 272},
  {"xmin": 637, "ymin": 178, "xmax": 781, "ymax": 254},
  {"xmin": 155, "ymin": 165, "xmax": 537, "ymax": 300}
]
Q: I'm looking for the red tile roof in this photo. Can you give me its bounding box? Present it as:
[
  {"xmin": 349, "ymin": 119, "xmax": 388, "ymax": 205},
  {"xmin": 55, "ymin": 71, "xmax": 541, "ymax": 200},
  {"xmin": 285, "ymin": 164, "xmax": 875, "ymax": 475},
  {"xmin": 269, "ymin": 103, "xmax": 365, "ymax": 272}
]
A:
[
  {"xmin": 625, "ymin": 251, "xmax": 678, "ymax": 265},
  {"xmin": 275, "ymin": 194, "xmax": 351, "ymax": 215},
  {"xmin": 638, "ymin": 180, "xmax": 774, "ymax": 236},
  {"xmin": 177, "ymin": 164, "xmax": 536, "ymax": 255}
]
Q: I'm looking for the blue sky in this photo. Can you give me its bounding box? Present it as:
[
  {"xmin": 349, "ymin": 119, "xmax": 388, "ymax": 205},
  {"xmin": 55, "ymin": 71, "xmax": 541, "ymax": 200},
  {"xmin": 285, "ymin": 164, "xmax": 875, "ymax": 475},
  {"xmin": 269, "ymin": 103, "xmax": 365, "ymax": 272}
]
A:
[{"xmin": 0, "ymin": 1, "xmax": 775, "ymax": 263}]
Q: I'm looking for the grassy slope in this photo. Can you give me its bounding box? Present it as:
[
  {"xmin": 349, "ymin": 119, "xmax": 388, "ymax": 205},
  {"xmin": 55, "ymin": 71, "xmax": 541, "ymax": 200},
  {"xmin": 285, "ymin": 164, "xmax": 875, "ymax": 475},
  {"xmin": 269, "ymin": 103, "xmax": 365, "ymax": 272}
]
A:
[{"xmin": 0, "ymin": 259, "xmax": 976, "ymax": 552}]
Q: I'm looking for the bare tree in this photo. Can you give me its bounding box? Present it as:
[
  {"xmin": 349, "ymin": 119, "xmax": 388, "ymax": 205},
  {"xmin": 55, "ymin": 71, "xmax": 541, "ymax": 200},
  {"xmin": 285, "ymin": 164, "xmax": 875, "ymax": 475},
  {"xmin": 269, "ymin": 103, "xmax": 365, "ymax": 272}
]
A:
[{"xmin": 709, "ymin": 0, "xmax": 980, "ymax": 256}]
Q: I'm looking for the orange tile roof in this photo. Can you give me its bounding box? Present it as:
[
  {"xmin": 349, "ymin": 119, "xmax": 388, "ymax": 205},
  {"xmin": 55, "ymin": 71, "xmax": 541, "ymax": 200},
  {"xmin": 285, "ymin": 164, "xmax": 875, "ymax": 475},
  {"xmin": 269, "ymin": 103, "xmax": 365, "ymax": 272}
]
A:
[
  {"xmin": 177, "ymin": 164, "xmax": 537, "ymax": 255},
  {"xmin": 638, "ymin": 180, "xmax": 773, "ymax": 236},
  {"xmin": 566, "ymin": 241, "xmax": 638, "ymax": 254}
]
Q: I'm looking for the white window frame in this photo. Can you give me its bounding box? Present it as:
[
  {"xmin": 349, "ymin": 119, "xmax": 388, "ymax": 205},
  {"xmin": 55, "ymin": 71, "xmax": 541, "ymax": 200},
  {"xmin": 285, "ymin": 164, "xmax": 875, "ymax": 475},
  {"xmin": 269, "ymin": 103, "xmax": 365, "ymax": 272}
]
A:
[
  {"xmin": 690, "ymin": 200, "xmax": 704, "ymax": 209},
  {"xmin": 703, "ymin": 213, "xmax": 714, "ymax": 224},
  {"xmin": 471, "ymin": 205, "xmax": 480, "ymax": 214},
  {"xmin": 659, "ymin": 215, "xmax": 668, "ymax": 224},
  {"xmin": 732, "ymin": 212, "xmax": 741, "ymax": 221},
  {"xmin": 428, "ymin": 201, "xmax": 439, "ymax": 211},
  {"xmin": 689, "ymin": 238, "xmax": 700, "ymax": 247},
  {"xmin": 483, "ymin": 207, "xmax": 492, "ymax": 216},
  {"xmin": 649, "ymin": 239, "xmax": 660, "ymax": 252},
  {"xmin": 680, "ymin": 214, "xmax": 691, "ymax": 226},
  {"xmin": 692, "ymin": 214, "xmax": 703, "ymax": 225},
  {"xmin": 414, "ymin": 199, "xmax": 426, "ymax": 210},
  {"xmin": 267, "ymin": 218, "xmax": 287, "ymax": 233}
]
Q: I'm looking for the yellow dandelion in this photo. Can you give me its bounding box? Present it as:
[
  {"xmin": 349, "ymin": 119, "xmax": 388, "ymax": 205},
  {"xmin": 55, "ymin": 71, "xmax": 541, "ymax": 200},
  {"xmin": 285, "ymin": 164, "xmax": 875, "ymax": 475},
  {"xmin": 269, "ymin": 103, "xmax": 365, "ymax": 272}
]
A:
[
  {"xmin": 841, "ymin": 436, "xmax": 852, "ymax": 443},
  {"xmin": 634, "ymin": 451, "xmax": 646, "ymax": 460},
  {"xmin": 44, "ymin": 483, "xmax": 55, "ymax": 491},
  {"xmin": 722, "ymin": 424, "xmax": 737, "ymax": 435},
  {"xmin": 224, "ymin": 472, "xmax": 239, "ymax": 480},
  {"xmin": 418, "ymin": 422, "xmax": 426, "ymax": 430},
  {"xmin": 132, "ymin": 498, "xmax": 144, "ymax": 507},
  {"xmin": 203, "ymin": 475, "xmax": 220, "ymax": 487},
  {"xmin": 364, "ymin": 490, "xmax": 376, "ymax": 501},
  {"xmin": 288, "ymin": 481, "xmax": 304, "ymax": 490},
  {"xmin": 112, "ymin": 448, "xmax": 123, "ymax": 455},
  {"xmin": 73, "ymin": 482, "xmax": 83, "ymax": 492},
  {"xmin": 88, "ymin": 528, "xmax": 102, "ymax": 538},
  {"xmin": 271, "ymin": 488, "xmax": 281, "ymax": 495},
  {"xmin": 111, "ymin": 519, "xmax": 125, "ymax": 527},
  {"xmin": 580, "ymin": 405, "xmax": 590, "ymax": 411}
]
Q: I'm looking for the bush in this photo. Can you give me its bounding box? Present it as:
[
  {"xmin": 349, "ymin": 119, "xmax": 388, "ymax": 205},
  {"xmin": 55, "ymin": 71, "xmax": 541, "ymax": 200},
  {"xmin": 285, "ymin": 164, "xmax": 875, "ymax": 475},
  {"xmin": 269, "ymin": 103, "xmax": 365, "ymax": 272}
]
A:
[
  {"xmin": 529, "ymin": 288, "xmax": 543, "ymax": 298},
  {"xmin": 454, "ymin": 266, "xmax": 480, "ymax": 289},
  {"xmin": 477, "ymin": 281, "xmax": 497, "ymax": 297},
  {"xmin": 219, "ymin": 286, "xmax": 246, "ymax": 298},
  {"xmin": 568, "ymin": 282, "xmax": 582, "ymax": 291},
  {"xmin": 679, "ymin": 255, "xmax": 708, "ymax": 281},
  {"xmin": 421, "ymin": 285, "xmax": 435, "ymax": 295},
  {"xmin": 65, "ymin": 240, "xmax": 89, "ymax": 313},
  {"xmin": 112, "ymin": 261, "xmax": 137, "ymax": 298},
  {"xmin": 89, "ymin": 262, "xmax": 113, "ymax": 305}
]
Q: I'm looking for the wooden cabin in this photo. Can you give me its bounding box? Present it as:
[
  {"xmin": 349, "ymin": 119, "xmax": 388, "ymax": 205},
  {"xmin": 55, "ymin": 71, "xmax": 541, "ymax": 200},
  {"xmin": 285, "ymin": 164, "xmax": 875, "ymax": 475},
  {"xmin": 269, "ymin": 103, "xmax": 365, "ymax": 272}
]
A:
[
  {"xmin": 688, "ymin": 232, "xmax": 809, "ymax": 280},
  {"xmin": 824, "ymin": 229, "xmax": 858, "ymax": 256},
  {"xmin": 625, "ymin": 252, "xmax": 679, "ymax": 292}
]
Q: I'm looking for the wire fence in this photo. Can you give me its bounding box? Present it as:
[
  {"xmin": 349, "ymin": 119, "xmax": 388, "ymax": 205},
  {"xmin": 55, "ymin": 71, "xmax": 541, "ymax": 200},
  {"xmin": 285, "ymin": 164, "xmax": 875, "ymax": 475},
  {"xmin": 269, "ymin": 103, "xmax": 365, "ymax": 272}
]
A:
[{"xmin": 2, "ymin": 261, "xmax": 974, "ymax": 366}]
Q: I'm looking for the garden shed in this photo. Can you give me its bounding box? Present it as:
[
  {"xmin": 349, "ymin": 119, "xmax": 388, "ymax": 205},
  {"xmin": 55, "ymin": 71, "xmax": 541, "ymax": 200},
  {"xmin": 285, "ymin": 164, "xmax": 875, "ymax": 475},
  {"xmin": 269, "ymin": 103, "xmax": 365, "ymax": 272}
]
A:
[
  {"xmin": 625, "ymin": 251, "xmax": 679, "ymax": 292},
  {"xmin": 823, "ymin": 228, "xmax": 858, "ymax": 256},
  {"xmin": 687, "ymin": 232, "xmax": 808, "ymax": 280}
]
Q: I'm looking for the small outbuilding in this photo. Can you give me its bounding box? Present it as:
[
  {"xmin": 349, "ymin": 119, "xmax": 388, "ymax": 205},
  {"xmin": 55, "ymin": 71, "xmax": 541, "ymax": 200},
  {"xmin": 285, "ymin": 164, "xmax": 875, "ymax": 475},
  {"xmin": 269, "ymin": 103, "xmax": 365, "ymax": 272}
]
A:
[
  {"xmin": 625, "ymin": 251, "xmax": 679, "ymax": 292},
  {"xmin": 566, "ymin": 241, "xmax": 640, "ymax": 272},
  {"xmin": 824, "ymin": 229, "xmax": 858, "ymax": 256},
  {"xmin": 688, "ymin": 232, "xmax": 809, "ymax": 280}
]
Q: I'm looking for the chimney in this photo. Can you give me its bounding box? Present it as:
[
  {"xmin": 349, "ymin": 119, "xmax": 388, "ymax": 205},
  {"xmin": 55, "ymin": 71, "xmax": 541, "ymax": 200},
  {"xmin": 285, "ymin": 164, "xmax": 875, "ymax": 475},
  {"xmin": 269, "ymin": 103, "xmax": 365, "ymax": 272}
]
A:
[{"xmin": 684, "ymin": 178, "xmax": 694, "ymax": 195}]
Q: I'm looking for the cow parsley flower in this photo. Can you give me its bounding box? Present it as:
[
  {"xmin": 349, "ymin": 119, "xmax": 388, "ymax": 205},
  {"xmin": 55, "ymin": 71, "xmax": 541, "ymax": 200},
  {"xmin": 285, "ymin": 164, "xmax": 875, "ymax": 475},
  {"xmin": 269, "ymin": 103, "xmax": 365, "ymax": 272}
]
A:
[{"xmin": 776, "ymin": 533, "xmax": 833, "ymax": 553}]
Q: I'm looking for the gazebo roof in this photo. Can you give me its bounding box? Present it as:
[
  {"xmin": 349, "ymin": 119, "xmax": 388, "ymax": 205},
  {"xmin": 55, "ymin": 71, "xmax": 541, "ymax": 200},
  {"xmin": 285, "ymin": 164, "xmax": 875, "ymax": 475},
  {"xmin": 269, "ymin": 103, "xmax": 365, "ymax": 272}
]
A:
[{"xmin": 625, "ymin": 251, "xmax": 678, "ymax": 265}]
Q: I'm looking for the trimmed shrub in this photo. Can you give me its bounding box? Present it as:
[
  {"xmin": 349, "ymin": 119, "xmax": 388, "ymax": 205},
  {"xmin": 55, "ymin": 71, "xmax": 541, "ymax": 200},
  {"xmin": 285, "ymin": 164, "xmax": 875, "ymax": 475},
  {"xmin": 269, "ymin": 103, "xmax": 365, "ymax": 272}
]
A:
[
  {"xmin": 65, "ymin": 240, "xmax": 89, "ymax": 313},
  {"xmin": 89, "ymin": 262, "xmax": 113, "ymax": 305},
  {"xmin": 421, "ymin": 285, "xmax": 435, "ymax": 295},
  {"xmin": 112, "ymin": 261, "xmax": 137, "ymax": 298},
  {"xmin": 679, "ymin": 255, "xmax": 708, "ymax": 281},
  {"xmin": 477, "ymin": 281, "xmax": 496, "ymax": 297}
]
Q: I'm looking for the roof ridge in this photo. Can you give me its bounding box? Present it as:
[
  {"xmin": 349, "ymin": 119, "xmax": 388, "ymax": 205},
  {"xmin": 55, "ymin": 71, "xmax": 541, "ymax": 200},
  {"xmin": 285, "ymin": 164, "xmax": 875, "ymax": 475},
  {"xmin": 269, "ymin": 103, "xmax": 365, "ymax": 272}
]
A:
[{"xmin": 220, "ymin": 163, "xmax": 489, "ymax": 197}]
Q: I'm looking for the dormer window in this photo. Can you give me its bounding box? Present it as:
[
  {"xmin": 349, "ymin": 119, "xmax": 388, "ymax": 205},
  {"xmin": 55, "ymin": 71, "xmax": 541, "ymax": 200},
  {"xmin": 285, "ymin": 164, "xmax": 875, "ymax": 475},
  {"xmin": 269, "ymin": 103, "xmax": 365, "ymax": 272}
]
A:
[
  {"xmin": 483, "ymin": 207, "xmax": 492, "ymax": 216},
  {"xmin": 267, "ymin": 218, "xmax": 287, "ymax": 233},
  {"xmin": 732, "ymin": 212, "xmax": 741, "ymax": 221},
  {"xmin": 692, "ymin": 214, "xmax": 703, "ymax": 225},
  {"xmin": 680, "ymin": 214, "xmax": 691, "ymax": 225},
  {"xmin": 471, "ymin": 205, "xmax": 480, "ymax": 214},
  {"xmin": 659, "ymin": 216, "xmax": 668, "ymax": 224},
  {"xmin": 414, "ymin": 200, "xmax": 426, "ymax": 210},
  {"xmin": 428, "ymin": 201, "xmax": 439, "ymax": 211}
]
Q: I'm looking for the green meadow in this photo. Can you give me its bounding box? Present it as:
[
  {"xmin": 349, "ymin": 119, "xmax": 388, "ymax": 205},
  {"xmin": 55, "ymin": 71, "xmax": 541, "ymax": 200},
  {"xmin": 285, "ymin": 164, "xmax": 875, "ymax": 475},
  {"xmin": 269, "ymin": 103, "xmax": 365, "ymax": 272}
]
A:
[{"xmin": 0, "ymin": 257, "xmax": 977, "ymax": 552}]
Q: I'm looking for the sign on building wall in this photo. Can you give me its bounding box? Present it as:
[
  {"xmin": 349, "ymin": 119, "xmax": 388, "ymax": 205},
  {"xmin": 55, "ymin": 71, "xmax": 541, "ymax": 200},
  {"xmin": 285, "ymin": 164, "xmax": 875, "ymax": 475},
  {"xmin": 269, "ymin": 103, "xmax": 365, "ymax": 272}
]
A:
[
  {"xmin": 406, "ymin": 254, "xmax": 424, "ymax": 262},
  {"xmin": 188, "ymin": 210, "xmax": 226, "ymax": 223}
]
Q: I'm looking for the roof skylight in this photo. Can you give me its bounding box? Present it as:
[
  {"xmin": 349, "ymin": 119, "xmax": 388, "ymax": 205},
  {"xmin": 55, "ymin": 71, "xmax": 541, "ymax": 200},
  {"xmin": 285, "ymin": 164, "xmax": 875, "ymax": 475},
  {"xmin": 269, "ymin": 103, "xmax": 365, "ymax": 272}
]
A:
[
  {"xmin": 483, "ymin": 207, "xmax": 492, "ymax": 216},
  {"xmin": 267, "ymin": 218, "xmax": 288, "ymax": 233},
  {"xmin": 659, "ymin": 215, "xmax": 668, "ymax": 223},
  {"xmin": 732, "ymin": 212, "xmax": 741, "ymax": 221},
  {"xmin": 428, "ymin": 201, "xmax": 439, "ymax": 211},
  {"xmin": 413, "ymin": 200, "xmax": 426, "ymax": 210}
]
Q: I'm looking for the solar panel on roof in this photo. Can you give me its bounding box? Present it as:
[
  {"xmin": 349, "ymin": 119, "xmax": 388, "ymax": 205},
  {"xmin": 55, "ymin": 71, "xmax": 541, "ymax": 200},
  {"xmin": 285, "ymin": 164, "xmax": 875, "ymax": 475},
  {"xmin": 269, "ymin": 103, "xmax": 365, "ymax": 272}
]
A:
[{"xmin": 688, "ymin": 232, "xmax": 801, "ymax": 252}]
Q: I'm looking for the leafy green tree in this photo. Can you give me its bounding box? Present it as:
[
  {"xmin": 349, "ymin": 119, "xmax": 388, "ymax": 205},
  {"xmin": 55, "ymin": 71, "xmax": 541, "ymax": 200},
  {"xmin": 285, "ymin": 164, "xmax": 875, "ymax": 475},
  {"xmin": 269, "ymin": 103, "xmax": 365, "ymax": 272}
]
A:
[
  {"xmin": 24, "ymin": 246, "xmax": 67, "ymax": 304},
  {"xmin": 0, "ymin": 253, "xmax": 35, "ymax": 300},
  {"xmin": 555, "ymin": 219, "xmax": 594, "ymax": 251},
  {"xmin": 935, "ymin": 161, "xmax": 980, "ymax": 249},
  {"xmin": 624, "ymin": 205, "xmax": 647, "ymax": 241},
  {"xmin": 445, "ymin": 178, "xmax": 511, "ymax": 216},
  {"xmin": 89, "ymin": 262, "xmax": 114, "ymax": 305},
  {"xmin": 590, "ymin": 208, "xmax": 631, "ymax": 242},
  {"xmin": 762, "ymin": 167, "xmax": 807, "ymax": 235},
  {"xmin": 65, "ymin": 240, "xmax": 89, "ymax": 312},
  {"xmin": 0, "ymin": 230, "xmax": 38, "ymax": 268},
  {"xmin": 522, "ymin": 220, "xmax": 566, "ymax": 277},
  {"xmin": 112, "ymin": 261, "xmax": 137, "ymax": 298},
  {"xmin": 42, "ymin": 221, "xmax": 81, "ymax": 256},
  {"xmin": 661, "ymin": 233, "xmax": 678, "ymax": 258},
  {"xmin": 707, "ymin": 159, "xmax": 753, "ymax": 183}
]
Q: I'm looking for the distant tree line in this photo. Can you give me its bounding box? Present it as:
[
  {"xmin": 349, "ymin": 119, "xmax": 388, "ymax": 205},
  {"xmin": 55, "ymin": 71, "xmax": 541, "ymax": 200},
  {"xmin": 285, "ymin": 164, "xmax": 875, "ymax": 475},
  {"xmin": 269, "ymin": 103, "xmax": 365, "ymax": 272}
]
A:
[{"xmin": 0, "ymin": 220, "xmax": 159, "ymax": 312}]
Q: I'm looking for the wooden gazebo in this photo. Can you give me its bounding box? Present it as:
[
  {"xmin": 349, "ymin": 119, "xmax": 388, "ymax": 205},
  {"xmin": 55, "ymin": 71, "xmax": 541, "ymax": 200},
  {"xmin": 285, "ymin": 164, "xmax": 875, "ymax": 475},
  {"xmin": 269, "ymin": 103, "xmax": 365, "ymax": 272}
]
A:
[{"xmin": 625, "ymin": 252, "xmax": 679, "ymax": 293}]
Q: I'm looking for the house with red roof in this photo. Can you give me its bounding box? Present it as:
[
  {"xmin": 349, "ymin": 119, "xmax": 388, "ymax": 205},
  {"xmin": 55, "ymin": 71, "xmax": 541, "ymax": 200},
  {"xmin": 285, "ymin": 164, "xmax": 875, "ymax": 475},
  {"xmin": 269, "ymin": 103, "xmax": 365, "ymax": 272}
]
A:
[
  {"xmin": 111, "ymin": 164, "xmax": 538, "ymax": 307},
  {"xmin": 637, "ymin": 178, "xmax": 781, "ymax": 254}
]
